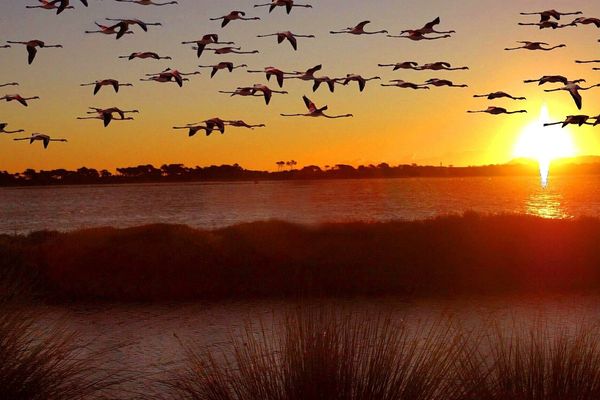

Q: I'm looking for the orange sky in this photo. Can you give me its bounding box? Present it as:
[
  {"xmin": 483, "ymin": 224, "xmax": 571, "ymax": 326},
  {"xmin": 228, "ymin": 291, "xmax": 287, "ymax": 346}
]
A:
[{"xmin": 1, "ymin": 0, "xmax": 600, "ymax": 172}]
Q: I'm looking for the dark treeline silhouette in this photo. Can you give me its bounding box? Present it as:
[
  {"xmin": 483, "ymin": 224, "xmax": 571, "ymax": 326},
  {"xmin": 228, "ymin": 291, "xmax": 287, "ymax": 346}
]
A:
[{"xmin": 2, "ymin": 158, "xmax": 600, "ymax": 187}]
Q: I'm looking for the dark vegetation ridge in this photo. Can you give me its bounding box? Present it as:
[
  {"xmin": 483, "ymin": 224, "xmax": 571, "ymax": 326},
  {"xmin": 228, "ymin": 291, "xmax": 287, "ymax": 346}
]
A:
[
  {"xmin": 2, "ymin": 213, "xmax": 600, "ymax": 302},
  {"xmin": 2, "ymin": 157, "xmax": 600, "ymax": 186}
]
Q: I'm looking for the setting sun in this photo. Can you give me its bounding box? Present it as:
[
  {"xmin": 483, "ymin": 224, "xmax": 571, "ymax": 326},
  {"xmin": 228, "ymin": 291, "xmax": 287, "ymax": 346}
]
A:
[{"xmin": 513, "ymin": 105, "xmax": 578, "ymax": 187}]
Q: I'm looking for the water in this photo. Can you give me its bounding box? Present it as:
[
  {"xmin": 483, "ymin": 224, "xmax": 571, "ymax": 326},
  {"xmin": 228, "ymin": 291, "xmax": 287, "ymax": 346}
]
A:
[
  {"xmin": 33, "ymin": 295, "xmax": 600, "ymax": 398},
  {"xmin": 1, "ymin": 175, "xmax": 599, "ymax": 234}
]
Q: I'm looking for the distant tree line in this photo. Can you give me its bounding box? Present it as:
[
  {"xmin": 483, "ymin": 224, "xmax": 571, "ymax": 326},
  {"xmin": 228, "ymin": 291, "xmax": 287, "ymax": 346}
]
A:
[{"xmin": 1, "ymin": 160, "xmax": 599, "ymax": 187}]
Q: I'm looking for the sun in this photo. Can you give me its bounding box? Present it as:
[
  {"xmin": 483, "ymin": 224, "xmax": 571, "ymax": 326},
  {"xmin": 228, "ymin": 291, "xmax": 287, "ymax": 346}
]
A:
[{"xmin": 513, "ymin": 105, "xmax": 577, "ymax": 187}]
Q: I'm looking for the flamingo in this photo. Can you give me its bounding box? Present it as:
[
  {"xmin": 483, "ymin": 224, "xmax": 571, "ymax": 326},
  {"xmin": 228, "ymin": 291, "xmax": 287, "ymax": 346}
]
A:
[
  {"xmin": 575, "ymin": 60, "xmax": 600, "ymax": 64},
  {"xmin": 52, "ymin": 0, "xmax": 88, "ymax": 15},
  {"xmin": 198, "ymin": 62, "xmax": 247, "ymax": 78},
  {"xmin": 0, "ymin": 82, "xmax": 19, "ymax": 88},
  {"xmin": 219, "ymin": 87, "xmax": 263, "ymax": 98},
  {"xmin": 544, "ymin": 115, "xmax": 592, "ymax": 128},
  {"xmin": 247, "ymin": 67, "xmax": 298, "ymax": 88},
  {"xmin": 85, "ymin": 22, "xmax": 134, "ymax": 37},
  {"xmin": 115, "ymin": 0, "xmax": 178, "ymax": 5},
  {"xmin": 342, "ymin": 74, "xmax": 381, "ymax": 92},
  {"xmin": 544, "ymin": 81, "xmax": 600, "ymax": 110},
  {"xmin": 411, "ymin": 17, "xmax": 456, "ymax": 35},
  {"xmin": 77, "ymin": 114, "xmax": 134, "ymax": 127},
  {"xmin": 467, "ymin": 107, "xmax": 527, "ymax": 115},
  {"xmin": 425, "ymin": 78, "xmax": 468, "ymax": 88},
  {"xmin": 80, "ymin": 79, "xmax": 133, "ymax": 95},
  {"xmin": 520, "ymin": 9, "xmax": 583, "ymax": 22},
  {"xmin": 387, "ymin": 31, "xmax": 451, "ymax": 41},
  {"xmin": 518, "ymin": 21, "xmax": 575, "ymax": 29},
  {"xmin": 182, "ymin": 34, "xmax": 235, "ymax": 57},
  {"xmin": 312, "ymin": 76, "xmax": 343, "ymax": 93},
  {"xmin": 13, "ymin": 133, "xmax": 67, "ymax": 148},
  {"xmin": 378, "ymin": 62, "xmax": 420, "ymax": 71},
  {"xmin": 254, "ymin": 0, "xmax": 312, "ymax": 14},
  {"xmin": 381, "ymin": 80, "xmax": 430, "ymax": 89},
  {"xmin": 504, "ymin": 41, "xmax": 566, "ymax": 51},
  {"xmin": 104, "ymin": 18, "xmax": 162, "ymax": 39},
  {"xmin": 285, "ymin": 64, "xmax": 322, "ymax": 82},
  {"xmin": 119, "ymin": 52, "xmax": 172, "ymax": 60},
  {"xmin": 203, "ymin": 118, "xmax": 227, "ymax": 134},
  {"xmin": 0, "ymin": 94, "xmax": 40, "ymax": 107},
  {"xmin": 246, "ymin": 84, "xmax": 289, "ymax": 105},
  {"xmin": 200, "ymin": 46, "xmax": 259, "ymax": 55},
  {"xmin": 172, "ymin": 124, "xmax": 211, "ymax": 137},
  {"xmin": 142, "ymin": 69, "xmax": 200, "ymax": 87},
  {"xmin": 572, "ymin": 17, "xmax": 600, "ymax": 28},
  {"xmin": 210, "ymin": 11, "xmax": 260, "ymax": 28},
  {"xmin": 281, "ymin": 96, "xmax": 353, "ymax": 119},
  {"xmin": 419, "ymin": 62, "xmax": 469, "ymax": 71},
  {"xmin": 524, "ymin": 75, "xmax": 580, "ymax": 86},
  {"xmin": 26, "ymin": 1, "xmax": 74, "ymax": 11},
  {"xmin": 473, "ymin": 92, "xmax": 526, "ymax": 101},
  {"xmin": 330, "ymin": 21, "xmax": 388, "ymax": 35},
  {"xmin": 84, "ymin": 107, "xmax": 139, "ymax": 127},
  {"xmin": 256, "ymin": 31, "xmax": 315, "ymax": 51},
  {"xmin": 0, "ymin": 123, "xmax": 25, "ymax": 134},
  {"xmin": 226, "ymin": 120, "xmax": 266, "ymax": 129},
  {"xmin": 7, "ymin": 40, "xmax": 62, "ymax": 64}
]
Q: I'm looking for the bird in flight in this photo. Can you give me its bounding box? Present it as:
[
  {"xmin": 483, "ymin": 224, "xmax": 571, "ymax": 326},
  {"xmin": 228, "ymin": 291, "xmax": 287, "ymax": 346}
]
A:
[
  {"xmin": 381, "ymin": 80, "xmax": 430, "ymax": 89},
  {"xmin": 419, "ymin": 62, "xmax": 469, "ymax": 71},
  {"xmin": 387, "ymin": 31, "xmax": 451, "ymax": 41},
  {"xmin": 81, "ymin": 107, "xmax": 139, "ymax": 127},
  {"xmin": 281, "ymin": 96, "xmax": 353, "ymax": 119},
  {"xmin": 473, "ymin": 91, "xmax": 526, "ymax": 101},
  {"xmin": 330, "ymin": 21, "xmax": 388, "ymax": 35},
  {"xmin": 425, "ymin": 78, "xmax": 468, "ymax": 88},
  {"xmin": 254, "ymin": 0, "xmax": 312, "ymax": 15},
  {"xmin": 141, "ymin": 69, "xmax": 200, "ymax": 87},
  {"xmin": 199, "ymin": 46, "xmax": 259, "ymax": 55},
  {"xmin": 119, "ymin": 51, "xmax": 172, "ymax": 60},
  {"xmin": 198, "ymin": 62, "xmax": 247, "ymax": 78},
  {"xmin": 226, "ymin": 120, "xmax": 266, "ymax": 129},
  {"xmin": 504, "ymin": 41, "xmax": 566, "ymax": 51},
  {"xmin": 0, "ymin": 123, "xmax": 25, "ymax": 134},
  {"xmin": 467, "ymin": 106, "xmax": 527, "ymax": 115},
  {"xmin": 210, "ymin": 11, "xmax": 261, "ymax": 28},
  {"xmin": 0, "ymin": 82, "xmax": 19, "ymax": 88},
  {"xmin": 378, "ymin": 62, "xmax": 421, "ymax": 71},
  {"xmin": 172, "ymin": 124, "xmax": 212, "ymax": 137},
  {"xmin": 115, "ymin": 0, "xmax": 178, "ymax": 6},
  {"xmin": 26, "ymin": 1, "xmax": 74, "ymax": 12},
  {"xmin": 520, "ymin": 9, "xmax": 582, "ymax": 22},
  {"xmin": 247, "ymin": 66, "xmax": 298, "ymax": 88},
  {"xmin": 7, "ymin": 40, "xmax": 62, "ymax": 64},
  {"xmin": 182, "ymin": 34, "xmax": 235, "ymax": 58},
  {"xmin": 342, "ymin": 74, "xmax": 381, "ymax": 92},
  {"xmin": 544, "ymin": 115, "xmax": 593, "ymax": 128},
  {"xmin": 14, "ymin": 133, "xmax": 67, "ymax": 148},
  {"xmin": 518, "ymin": 21, "xmax": 576, "ymax": 29},
  {"xmin": 85, "ymin": 22, "xmax": 134, "ymax": 37},
  {"xmin": 80, "ymin": 79, "xmax": 134, "ymax": 95},
  {"xmin": 524, "ymin": 75, "xmax": 581, "ymax": 86},
  {"xmin": 0, "ymin": 94, "xmax": 40, "ymax": 107},
  {"xmin": 544, "ymin": 81, "xmax": 600, "ymax": 110},
  {"xmin": 256, "ymin": 31, "xmax": 315, "ymax": 51},
  {"xmin": 104, "ymin": 18, "xmax": 162, "ymax": 40}
]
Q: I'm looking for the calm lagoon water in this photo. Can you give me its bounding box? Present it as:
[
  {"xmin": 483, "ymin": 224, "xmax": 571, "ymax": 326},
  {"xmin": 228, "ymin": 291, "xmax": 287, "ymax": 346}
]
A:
[{"xmin": 1, "ymin": 175, "xmax": 600, "ymax": 234}]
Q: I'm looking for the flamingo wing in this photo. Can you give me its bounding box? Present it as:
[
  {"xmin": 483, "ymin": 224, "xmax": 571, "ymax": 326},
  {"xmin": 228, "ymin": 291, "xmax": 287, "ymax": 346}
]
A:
[
  {"xmin": 26, "ymin": 46, "xmax": 37, "ymax": 65},
  {"xmin": 422, "ymin": 16, "xmax": 441, "ymax": 30},
  {"xmin": 303, "ymin": 95, "xmax": 317, "ymax": 112},
  {"xmin": 570, "ymin": 88, "xmax": 583, "ymax": 110},
  {"xmin": 288, "ymin": 35, "xmax": 297, "ymax": 50}
]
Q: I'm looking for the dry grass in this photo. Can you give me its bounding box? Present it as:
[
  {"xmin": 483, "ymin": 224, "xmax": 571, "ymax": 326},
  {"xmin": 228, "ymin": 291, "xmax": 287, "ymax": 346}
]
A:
[
  {"xmin": 3, "ymin": 213, "xmax": 599, "ymax": 301},
  {"xmin": 168, "ymin": 310, "xmax": 600, "ymax": 400},
  {"xmin": 169, "ymin": 308, "xmax": 467, "ymax": 400},
  {"xmin": 0, "ymin": 303, "xmax": 123, "ymax": 400}
]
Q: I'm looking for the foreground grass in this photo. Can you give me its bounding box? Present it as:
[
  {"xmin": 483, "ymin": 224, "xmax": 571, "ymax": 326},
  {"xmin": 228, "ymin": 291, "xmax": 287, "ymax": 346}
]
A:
[
  {"xmin": 170, "ymin": 310, "xmax": 600, "ymax": 400},
  {"xmin": 0, "ymin": 303, "xmax": 121, "ymax": 400},
  {"xmin": 2, "ymin": 213, "xmax": 600, "ymax": 301}
]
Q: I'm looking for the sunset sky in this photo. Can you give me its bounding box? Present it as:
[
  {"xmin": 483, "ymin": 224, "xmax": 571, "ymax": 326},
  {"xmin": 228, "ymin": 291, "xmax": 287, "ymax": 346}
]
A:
[{"xmin": 1, "ymin": 0, "xmax": 600, "ymax": 172}]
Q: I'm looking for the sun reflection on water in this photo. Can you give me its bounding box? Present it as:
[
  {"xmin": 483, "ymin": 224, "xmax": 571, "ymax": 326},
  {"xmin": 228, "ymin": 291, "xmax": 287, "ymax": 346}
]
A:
[{"xmin": 525, "ymin": 187, "xmax": 571, "ymax": 219}]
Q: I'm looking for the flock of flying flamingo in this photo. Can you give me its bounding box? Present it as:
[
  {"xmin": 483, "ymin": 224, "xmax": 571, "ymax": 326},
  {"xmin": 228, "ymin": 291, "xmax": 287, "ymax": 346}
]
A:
[{"xmin": 1, "ymin": 1, "xmax": 600, "ymax": 148}]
